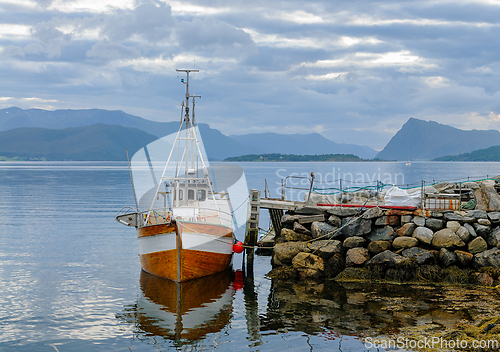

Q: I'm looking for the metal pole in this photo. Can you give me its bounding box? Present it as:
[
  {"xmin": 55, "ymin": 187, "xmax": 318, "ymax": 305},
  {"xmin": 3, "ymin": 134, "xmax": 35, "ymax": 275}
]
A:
[
  {"xmin": 459, "ymin": 181, "xmax": 462, "ymax": 210},
  {"xmin": 305, "ymin": 172, "xmax": 315, "ymax": 206},
  {"xmin": 340, "ymin": 179, "xmax": 343, "ymax": 207},
  {"xmin": 421, "ymin": 180, "xmax": 425, "ymax": 210}
]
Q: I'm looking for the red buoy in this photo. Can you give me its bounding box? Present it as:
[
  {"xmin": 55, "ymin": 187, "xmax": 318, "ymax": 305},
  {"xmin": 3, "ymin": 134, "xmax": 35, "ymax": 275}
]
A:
[{"xmin": 233, "ymin": 241, "xmax": 244, "ymax": 253}]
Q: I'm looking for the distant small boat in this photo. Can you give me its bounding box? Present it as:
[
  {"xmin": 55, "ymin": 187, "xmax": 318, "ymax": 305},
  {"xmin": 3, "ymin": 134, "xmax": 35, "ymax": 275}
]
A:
[
  {"xmin": 406, "ymin": 161, "xmax": 411, "ymax": 166},
  {"xmin": 116, "ymin": 69, "xmax": 235, "ymax": 282}
]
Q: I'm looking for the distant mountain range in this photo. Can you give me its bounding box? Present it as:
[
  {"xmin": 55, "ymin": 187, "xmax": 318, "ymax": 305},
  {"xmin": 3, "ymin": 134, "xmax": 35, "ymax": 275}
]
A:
[
  {"xmin": 1, "ymin": 108, "xmax": 500, "ymax": 161},
  {"xmin": 434, "ymin": 145, "xmax": 500, "ymax": 161},
  {"xmin": 0, "ymin": 124, "xmax": 156, "ymax": 161},
  {"xmin": 376, "ymin": 118, "xmax": 500, "ymax": 161},
  {"xmin": 0, "ymin": 107, "xmax": 256, "ymax": 160},
  {"xmin": 0, "ymin": 107, "xmax": 378, "ymax": 160}
]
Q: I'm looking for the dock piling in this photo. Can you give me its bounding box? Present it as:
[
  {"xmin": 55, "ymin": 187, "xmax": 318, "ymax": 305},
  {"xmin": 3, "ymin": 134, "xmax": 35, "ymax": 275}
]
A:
[{"xmin": 245, "ymin": 189, "xmax": 261, "ymax": 259}]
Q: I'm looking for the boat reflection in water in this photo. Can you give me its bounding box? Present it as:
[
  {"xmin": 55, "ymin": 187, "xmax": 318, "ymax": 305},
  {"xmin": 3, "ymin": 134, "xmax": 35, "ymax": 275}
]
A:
[{"xmin": 121, "ymin": 269, "xmax": 236, "ymax": 346}]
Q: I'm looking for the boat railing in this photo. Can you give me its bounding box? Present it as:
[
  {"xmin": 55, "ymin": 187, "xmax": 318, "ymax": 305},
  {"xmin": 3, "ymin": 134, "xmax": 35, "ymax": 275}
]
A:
[
  {"xmin": 264, "ymin": 172, "xmax": 315, "ymax": 205},
  {"xmin": 141, "ymin": 208, "xmax": 172, "ymax": 226},
  {"xmin": 174, "ymin": 206, "xmax": 233, "ymax": 227},
  {"xmin": 139, "ymin": 206, "xmax": 233, "ymax": 228},
  {"xmin": 115, "ymin": 206, "xmax": 141, "ymax": 227}
]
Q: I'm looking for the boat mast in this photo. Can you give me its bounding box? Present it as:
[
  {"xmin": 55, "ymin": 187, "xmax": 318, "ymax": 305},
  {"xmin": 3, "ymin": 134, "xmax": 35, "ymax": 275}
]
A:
[
  {"xmin": 148, "ymin": 69, "xmax": 220, "ymax": 213},
  {"xmin": 176, "ymin": 69, "xmax": 199, "ymax": 206}
]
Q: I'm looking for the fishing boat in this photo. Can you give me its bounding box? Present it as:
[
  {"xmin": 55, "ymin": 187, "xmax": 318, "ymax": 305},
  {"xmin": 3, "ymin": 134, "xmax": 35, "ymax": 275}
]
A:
[{"xmin": 116, "ymin": 69, "xmax": 236, "ymax": 282}]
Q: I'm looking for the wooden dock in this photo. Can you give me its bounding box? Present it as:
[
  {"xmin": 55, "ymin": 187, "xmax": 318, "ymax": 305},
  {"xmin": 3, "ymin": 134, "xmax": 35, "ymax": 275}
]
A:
[{"xmin": 244, "ymin": 189, "xmax": 305, "ymax": 248}]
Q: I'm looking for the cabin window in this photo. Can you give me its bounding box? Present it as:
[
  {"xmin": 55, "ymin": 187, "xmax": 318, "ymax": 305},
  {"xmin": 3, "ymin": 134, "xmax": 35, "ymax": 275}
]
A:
[
  {"xmin": 188, "ymin": 189, "xmax": 195, "ymax": 200},
  {"xmin": 178, "ymin": 190, "xmax": 183, "ymax": 200},
  {"xmin": 198, "ymin": 190, "xmax": 206, "ymax": 201}
]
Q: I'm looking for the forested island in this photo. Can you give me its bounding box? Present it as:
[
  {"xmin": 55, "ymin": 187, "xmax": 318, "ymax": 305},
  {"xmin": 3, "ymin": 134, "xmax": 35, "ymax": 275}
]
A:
[
  {"xmin": 434, "ymin": 145, "xmax": 500, "ymax": 161},
  {"xmin": 223, "ymin": 153, "xmax": 370, "ymax": 162}
]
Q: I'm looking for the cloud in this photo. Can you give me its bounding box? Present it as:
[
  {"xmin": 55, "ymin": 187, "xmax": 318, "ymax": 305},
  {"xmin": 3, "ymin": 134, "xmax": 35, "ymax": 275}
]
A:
[
  {"xmin": 23, "ymin": 43, "xmax": 45, "ymax": 55},
  {"xmin": 99, "ymin": 0, "xmax": 175, "ymax": 43},
  {"xmin": 30, "ymin": 21, "xmax": 72, "ymax": 57},
  {"xmin": 33, "ymin": 0, "xmax": 53, "ymax": 8},
  {"xmin": 86, "ymin": 41, "xmax": 141, "ymax": 60},
  {"xmin": 1, "ymin": 0, "xmax": 500, "ymax": 150},
  {"xmin": 176, "ymin": 17, "xmax": 257, "ymax": 57},
  {"xmin": 2, "ymin": 45, "xmax": 24, "ymax": 57}
]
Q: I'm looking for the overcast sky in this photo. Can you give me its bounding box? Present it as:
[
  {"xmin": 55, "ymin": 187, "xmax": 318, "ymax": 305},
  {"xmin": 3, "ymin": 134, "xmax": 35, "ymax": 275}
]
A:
[{"xmin": 1, "ymin": 0, "xmax": 500, "ymax": 150}]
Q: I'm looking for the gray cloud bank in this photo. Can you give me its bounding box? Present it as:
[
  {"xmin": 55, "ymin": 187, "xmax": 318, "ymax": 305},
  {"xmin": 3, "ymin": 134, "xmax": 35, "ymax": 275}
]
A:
[{"xmin": 1, "ymin": 0, "xmax": 500, "ymax": 149}]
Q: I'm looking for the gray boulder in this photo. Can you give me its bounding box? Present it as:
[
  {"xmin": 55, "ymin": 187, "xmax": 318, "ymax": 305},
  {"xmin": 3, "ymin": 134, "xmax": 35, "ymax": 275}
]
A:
[
  {"xmin": 454, "ymin": 250, "xmax": 474, "ymax": 267},
  {"xmin": 478, "ymin": 218, "xmax": 491, "ymax": 226},
  {"xmin": 366, "ymin": 250, "xmax": 405, "ymax": 267},
  {"xmin": 275, "ymin": 228, "xmax": 312, "ymax": 244},
  {"xmin": 426, "ymin": 218, "xmax": 444, "ymax": 231},
  {"xmin": 343, "ymin": 236, "xmax": 367, "ymax": 249},
  {"xmin": 473, "ymin": 223, "xmax": 491, "ymax": 239},
  {"xmin": 488, "ymin": 212, "xmax": 500, "ymax": 223},
  {"xmin": 292, "ymin": 252, "xmax": 324, "ymax": 279},
  {"xmin": 471, "ymin": 272, "xmax": 494, "ymax": 286},
  {"xmin": 345, "ymin": 247, "xmax": 370, "ymax": 267},
  {"xmin": 311, "ymin": 221, "xmax": 339, "ymax": 239},
  {"xmin": 468, "ymin": 237, "xmax": 488, "ymax": 254},
  {"xmin": 375, "ymin": 215, "xmax": 400, "ymax": 227},
  {"xmin": 273, "ymin": 242, "xmax": 309, "ymax": 265},
  {"xmin": 327, "ymin": 215, "xmax": 341, "ymax": 227},
  {"xmin": 308, "ymin": 240, "xmax": 342, "ymax": 260},
  {"xmin": 474, "ymin": 183, "xmax": 500, "ymax": 211},
  {"xmin": 293, "ymin": 222, "xmax": 312, "ymax": 235},
  {"xmin": 396, "ymin": 223, "xmax": 416, "ymax": 237},
  {"xmin": 446, "ymin": 221, "xmax": 461, "ymax": 233},
  {"xmin": 294, "ymin": 206, "xmax": 324, "ymax": 215},
  {"xmin": 367, "ymin": 226, "xmax": 395, "ymax": 242},
  {"xmin": 327, "ymin": 207, "xmax": 360, "ymax": 217},
  {"xmin": 443, "ymin": 212, "xmax": 475, "ymax": 223},
  {"xmin": 466, "ymin": 210, "xmax": 488, "ymax": 219},
  {"xmin": 393, "ymin": 236, "xmax": 418, "ymax": 250},
  {"xmin": 341, "ymin": 217, "xmax": 372, "ymax": 238},
  {"xmin": 473, "ymin": 248, "xmax": 500, "ymax": 269},
  {"xmin": 401, "ymin": 215, "xmax": 413, "ymax": 224},
  {"xmin": 456, "ymin": 226, "xmax": 471, "ymax": 243},
  {"xmin": 361, "ymin": 207, "xmax": 385, "ymax": 219},
  {"xmin": 281, "ymin": 214, "xmax": 299, "ymax": 224},
  {"xmin": 439, "ymin": 248, "xmax": 458, "ymax": 267},
  {"xmin": 367, "ymin": 240, "xmax": 391, "ymax": 254},
  {"xmin": 464, "ymin": 223, "xmax": 477, "ymax": 238},
  {"xmin": 431, "ymin": 228, "xmax": 466, "ymax": 249},
  {"xmin": 462, "ymin": 181, "xmax": 480, "ymax": 190},
  {"xmin": 413, "ymin": 216, "xmax": 426, "ymax": 227},
  {"xmin": 484, "ymin": 226, "xmax": 500, "ymax": 247},
  {"xmin": 325, "ymin": 253, "xmax": 345, "ymax": 278},
  {"xmin": 412, "ymin": 226, "xmax": 434, "ymax": 245},
  {"xmin": 401, "ymin": 247, "xmax": 435, "ymax": 265}
]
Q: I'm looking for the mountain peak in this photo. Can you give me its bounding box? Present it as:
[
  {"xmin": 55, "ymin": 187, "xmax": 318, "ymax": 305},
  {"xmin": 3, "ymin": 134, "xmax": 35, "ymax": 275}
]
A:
[{"xmin": 376, "ymin": 118, "xmax": 500, "ymax": 160}]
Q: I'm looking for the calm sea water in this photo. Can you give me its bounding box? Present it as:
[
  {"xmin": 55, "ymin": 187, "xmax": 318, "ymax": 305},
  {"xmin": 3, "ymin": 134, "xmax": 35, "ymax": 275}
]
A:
[{"xmin": 1, "ymin": 161, "xmax": 500, "ymax": 352}]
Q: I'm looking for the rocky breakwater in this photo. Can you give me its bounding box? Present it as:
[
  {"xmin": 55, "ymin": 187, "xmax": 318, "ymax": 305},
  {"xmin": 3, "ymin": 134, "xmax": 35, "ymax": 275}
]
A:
[{"xmin": 270, "ymin": 206, "xmax": 500, "ymax": 287}]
